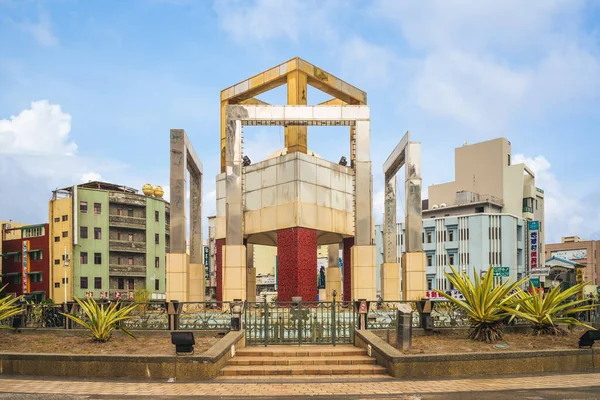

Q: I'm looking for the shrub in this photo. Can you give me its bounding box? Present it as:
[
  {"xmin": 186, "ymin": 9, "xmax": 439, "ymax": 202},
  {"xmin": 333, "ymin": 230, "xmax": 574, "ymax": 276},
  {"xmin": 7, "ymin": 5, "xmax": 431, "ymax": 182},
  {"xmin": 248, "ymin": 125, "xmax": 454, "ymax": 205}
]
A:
[
  {"xmin": 60, "ymin": 297, "xmax": 138, "ymax": 342},
  {"xmin": 0, "ymin": 284, "xmax": 25, "ymax": 329},
  {"xmin": 435, "ymin": 265, "xmax": 528, "ymax": 343},
  {"xmin": 504, "ymin": 282, "xmax": 597, "ymax": 335}
]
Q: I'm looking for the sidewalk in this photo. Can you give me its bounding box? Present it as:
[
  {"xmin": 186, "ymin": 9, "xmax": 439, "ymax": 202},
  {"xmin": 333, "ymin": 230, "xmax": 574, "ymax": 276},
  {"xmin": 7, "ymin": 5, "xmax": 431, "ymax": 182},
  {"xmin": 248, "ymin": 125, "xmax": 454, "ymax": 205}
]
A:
[{"xmin": 0, "ymin": 372, "xmax": 599, "ymax": 398}]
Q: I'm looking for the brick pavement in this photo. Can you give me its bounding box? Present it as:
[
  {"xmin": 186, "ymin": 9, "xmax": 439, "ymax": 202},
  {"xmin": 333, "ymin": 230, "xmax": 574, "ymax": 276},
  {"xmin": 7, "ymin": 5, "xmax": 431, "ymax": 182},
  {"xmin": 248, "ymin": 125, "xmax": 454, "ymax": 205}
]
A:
[{"xmin": 0, "ymin": 372, "xmax": 598, "ymax": 397}]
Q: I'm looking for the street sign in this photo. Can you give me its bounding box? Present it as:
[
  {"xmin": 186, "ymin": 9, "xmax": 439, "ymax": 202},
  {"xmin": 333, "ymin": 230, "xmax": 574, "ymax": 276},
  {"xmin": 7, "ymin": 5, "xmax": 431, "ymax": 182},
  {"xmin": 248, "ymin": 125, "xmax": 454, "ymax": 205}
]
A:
[
  {"xmin": 531, "ymin": 277, "xmax": 540, "ymax": 288},
  {"xmin": 530, "ymin": 268, "xmax": 550, "ymax": 276},
  {"xmin": 493, "ymin": 267, "xmax": 510, "ymax": 277}
]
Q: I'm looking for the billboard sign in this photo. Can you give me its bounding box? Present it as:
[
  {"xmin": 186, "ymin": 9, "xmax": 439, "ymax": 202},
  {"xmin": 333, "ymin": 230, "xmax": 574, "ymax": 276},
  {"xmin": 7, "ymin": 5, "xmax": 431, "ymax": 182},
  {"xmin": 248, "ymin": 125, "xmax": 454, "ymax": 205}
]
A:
[
  {"xmin": 425, "ymin": 289, "xmax": 465, "ymax": 301},
  {"xmin": 528, "ymin": 221, "xmax": 539, "ymax": 270},
  {"xmin": 551, "ymin": 249, "xmax": 587, "ymax": 261},
  {"xmin": 203, "ymin": 246, "xmax": 210, "ymax": 280}
]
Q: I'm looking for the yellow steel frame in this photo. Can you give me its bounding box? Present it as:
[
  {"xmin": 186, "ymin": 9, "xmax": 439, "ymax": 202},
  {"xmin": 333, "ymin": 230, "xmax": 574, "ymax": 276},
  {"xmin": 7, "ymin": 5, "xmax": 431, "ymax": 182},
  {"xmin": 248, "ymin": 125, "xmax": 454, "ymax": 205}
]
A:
[{"xmin": 219, "ymin": 57, "xmax": 367, "ymax": 172}]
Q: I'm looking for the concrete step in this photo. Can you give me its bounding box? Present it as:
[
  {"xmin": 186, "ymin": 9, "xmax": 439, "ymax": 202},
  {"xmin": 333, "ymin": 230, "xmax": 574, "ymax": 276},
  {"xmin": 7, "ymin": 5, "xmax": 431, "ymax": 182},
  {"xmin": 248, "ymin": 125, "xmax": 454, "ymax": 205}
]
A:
[
  {"xmin": 228, "ymin": 355, "xmax": 376, "ymax": 366},
  {"xmin": 235, "ymin": 346, "xmax": 367, "ymax": 358},
  {"xmin": 220, "ymin": 364, "xmax": 387, "ymax": 376}
]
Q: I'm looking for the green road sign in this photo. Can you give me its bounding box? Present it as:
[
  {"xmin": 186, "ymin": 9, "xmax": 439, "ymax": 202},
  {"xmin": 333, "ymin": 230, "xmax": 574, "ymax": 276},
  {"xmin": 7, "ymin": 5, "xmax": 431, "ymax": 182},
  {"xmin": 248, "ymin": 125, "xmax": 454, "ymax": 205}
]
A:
[
  {"xmin": 493, "ymin": 267, "xmax": 510, "ymax": 277},
  {"xmin": 531, "ymin": 277, "xmax": 540, "ymax": 288}
]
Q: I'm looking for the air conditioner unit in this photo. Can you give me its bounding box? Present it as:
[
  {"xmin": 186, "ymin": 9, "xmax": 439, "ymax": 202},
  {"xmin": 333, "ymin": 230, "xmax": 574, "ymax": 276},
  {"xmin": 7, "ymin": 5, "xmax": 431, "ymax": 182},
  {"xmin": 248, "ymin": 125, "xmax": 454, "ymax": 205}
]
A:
[
  {"xmin": 432, "ymin": 205, "xmax": 439, "ymax": 209},
  {"xmin": 440, "ymin": 203, "xmax": 447, "ymax": 207}
]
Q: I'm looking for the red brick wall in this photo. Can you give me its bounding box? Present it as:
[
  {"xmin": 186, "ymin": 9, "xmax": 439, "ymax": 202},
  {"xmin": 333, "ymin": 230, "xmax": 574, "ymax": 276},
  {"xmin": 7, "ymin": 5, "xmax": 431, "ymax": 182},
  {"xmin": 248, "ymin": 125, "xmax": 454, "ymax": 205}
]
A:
[
  {"xmin": 277, "ymin": 227, "xmax": 317, "ymax": 302},
  {"xmin": 343, "ymin": 237, "xmax": 354, "ymax": 302}
]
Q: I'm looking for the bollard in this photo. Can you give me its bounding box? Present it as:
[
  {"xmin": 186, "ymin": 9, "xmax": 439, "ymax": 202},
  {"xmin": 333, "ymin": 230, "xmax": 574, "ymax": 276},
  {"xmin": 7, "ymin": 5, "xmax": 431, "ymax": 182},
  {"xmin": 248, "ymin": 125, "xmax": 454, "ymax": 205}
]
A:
[{"xmin": 395, "ymin": 304, "xmax": 413, "ymax": 351}]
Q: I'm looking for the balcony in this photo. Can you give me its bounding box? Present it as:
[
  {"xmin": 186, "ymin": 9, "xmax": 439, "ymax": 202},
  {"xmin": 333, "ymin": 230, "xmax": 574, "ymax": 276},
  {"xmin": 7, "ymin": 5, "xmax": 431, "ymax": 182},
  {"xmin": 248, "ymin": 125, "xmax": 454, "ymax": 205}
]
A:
[
  {"xmin": 109, "ymin": 215, "xmax": 146, "ymax": 230},
  {"xmin": 108, "ymin": 192, "xmax": 147, "ymax": 207},
  {"xmin": 109, "ymin": 240, "xmax": 146, "ymax": 253},
  {"xmin": 109, "ymin": 265, "xmax": 147, "ymax": 277}
]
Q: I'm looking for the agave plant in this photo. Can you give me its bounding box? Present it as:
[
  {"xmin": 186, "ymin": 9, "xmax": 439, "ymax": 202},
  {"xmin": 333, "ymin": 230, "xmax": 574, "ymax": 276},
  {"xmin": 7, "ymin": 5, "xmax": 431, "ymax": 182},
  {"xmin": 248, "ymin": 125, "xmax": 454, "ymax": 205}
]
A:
[
  {"xmin": 0, "ymin": 284, "xmax": 25, "ymax": 329},
  {"xmin": 435, "ymin": 265, "xmax": 528, "ymax": 343},
  {"xmin": 60, "ymin": 296, "xmax": 138, "ymax": 342},
  {"xmin": 503, "ymin": 282, "xmax": 597, "ymax": 335}
]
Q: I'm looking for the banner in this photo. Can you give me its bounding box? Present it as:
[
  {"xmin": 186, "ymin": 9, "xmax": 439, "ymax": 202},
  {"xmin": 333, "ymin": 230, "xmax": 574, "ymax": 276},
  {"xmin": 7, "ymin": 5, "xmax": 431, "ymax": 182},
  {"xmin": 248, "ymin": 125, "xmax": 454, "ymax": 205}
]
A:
[
  {"xmin": 21, "ymin": 241, "xmax": 30, "ymax": 295},
  {"xmin": 528, "ymin": 221, "xmax": 539, "ymax": 270}
]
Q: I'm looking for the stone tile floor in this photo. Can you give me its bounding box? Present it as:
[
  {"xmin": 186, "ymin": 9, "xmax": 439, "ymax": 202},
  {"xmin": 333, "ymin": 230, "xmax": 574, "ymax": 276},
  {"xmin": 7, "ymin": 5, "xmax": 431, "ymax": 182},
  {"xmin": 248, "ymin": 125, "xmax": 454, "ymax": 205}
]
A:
[{"xmin": 0, "ymin": 372, "xmax": 599, "ymax": 399}]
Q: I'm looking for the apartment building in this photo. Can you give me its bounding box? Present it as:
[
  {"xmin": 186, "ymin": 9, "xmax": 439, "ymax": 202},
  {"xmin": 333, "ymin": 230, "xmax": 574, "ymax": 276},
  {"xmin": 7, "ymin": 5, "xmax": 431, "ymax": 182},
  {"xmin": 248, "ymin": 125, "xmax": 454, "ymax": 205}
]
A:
[
  {"xmin": 49, "ymin": 181, "xmax": 170, "ymax": 302},
  {"xmin": 546, "ymin": 236, "xmax": 600, "ymax": 285}
]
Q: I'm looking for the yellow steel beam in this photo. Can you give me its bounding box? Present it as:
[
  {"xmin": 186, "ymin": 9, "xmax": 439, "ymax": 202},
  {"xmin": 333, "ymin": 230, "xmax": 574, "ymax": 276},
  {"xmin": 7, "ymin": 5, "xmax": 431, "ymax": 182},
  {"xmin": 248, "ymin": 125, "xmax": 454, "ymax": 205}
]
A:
[
  {"xmin": 240, "ymin": 98, "xmax": 270, "ymax": 106},
  {"xmin": 285, "ymin": 69, "xmax": 308, "ymax": 154}
]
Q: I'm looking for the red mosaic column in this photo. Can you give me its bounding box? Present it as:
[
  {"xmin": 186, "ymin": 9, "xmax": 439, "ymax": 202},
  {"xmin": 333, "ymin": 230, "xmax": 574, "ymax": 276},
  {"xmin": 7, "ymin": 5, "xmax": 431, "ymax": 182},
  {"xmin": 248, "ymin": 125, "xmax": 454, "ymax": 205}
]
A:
[
  {"xmin": 277, "ymin": 227, "xmax": 317, "ymax": 302},
  {"xmin": 215, "ymin": 238, "xmax": 225, "ymax": 302},
  {"xmin": 343, "ymin": 237, "xmax": 354, "ymax": 302}
]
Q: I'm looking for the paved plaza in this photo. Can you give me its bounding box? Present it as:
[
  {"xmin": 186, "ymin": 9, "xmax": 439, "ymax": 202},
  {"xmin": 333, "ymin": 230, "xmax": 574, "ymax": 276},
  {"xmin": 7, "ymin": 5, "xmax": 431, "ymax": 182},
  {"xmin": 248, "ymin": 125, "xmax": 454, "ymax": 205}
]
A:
[{"xmin": 0, "ymin": 372, "xmax": 599, "ymax": 399}]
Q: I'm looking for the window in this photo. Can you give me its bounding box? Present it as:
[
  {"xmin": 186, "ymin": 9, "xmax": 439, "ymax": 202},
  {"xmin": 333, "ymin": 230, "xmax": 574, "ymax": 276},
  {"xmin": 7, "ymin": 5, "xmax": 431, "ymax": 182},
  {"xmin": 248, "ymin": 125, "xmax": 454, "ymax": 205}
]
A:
[
  {"xmin": 128, "ymin": 279, "xmax": 134, "ymax": 290},
  {"xmin": 128, "ymin": 233, "xmax": 134, "ymax": 242},
  {"xmin": 31, "ymin": 251, "xmax": 43, "ymax": 261},
  {"xmin": 30, "ymin": 273, "xmax": 42, "ymax": 283},
  {"xmin": 155, "ymin": 257, "xmax": 160, "ymax": 268},
  {"xmin": 80, "ymin": 277, "xmax": 88, "ymax": 289},
  {"xmin": 54, "ymin": 236, "xmax": 60, "ymax": 242},
  {"xmin": 62, "ymin": 231, "xmax": 68, "ymax": 238},
  {"xmin": 94, "ymin": 203, "xmax": 101, "ymax": 215},
  {"xmin": 426, "ymin": 255, "xmax": 432, "ymax": 267},
  {"xmin": 118, "ymin": 278, "xmax": 125, "ymax": 290},
  {"xmin": 80, "ymin": 252, "xmax": 88, "ymax": 264},
  {"xmin": 12, "ymin": 254, "xmax": 19, "ymax": 262},
  {"xmin": 449, "ymin": 254, "xmax": 455, "ymax": 265},
  {"xmin": 475, "ymin": 206, "xmax": 484, "ymax": 213},
  {"xmin": 427, "ymin": 279, "xmax": 433, "ymax": 291},
  {"xmin": 62, "ymin": 215, "xmax": 68, "ymax": 222},
  {"xmin": 94, "ymin": 253, "xmax": 102, "ymax": 265},
  {"xmin": 94, "ymin": 227, "xmax": 102, "ymax": 240},
  {"xmin": 80, "ymin": 226, "xmax": 88, "ymax": 239},
  {"xmin": 128, "ymin": 257, "xmax": 133, "ymax": 265},
  {"xmin": 426, "ymin": 232, "xmax": 432, "ymax": 243},
  {"xmin": 13, "ymin": 275, "xmax": 21, "ymax": 284},
  {"xmin": 508, "ymin": 154, "xmax": 511, "ymax": 166},
  {"xmin": 155, "ymin": 211, "xmax": 159, "ymax": 222},
  {"xmin": 117, "ymin": 207, "xmax": 123, "ymax": 216},
  {"xmin": 62, "ymin": 277, "xmax": 68, "ymax": 284},
  {"xmin": 54, "ymin": 282, "xmax": 60, "ymax": 288},
  {"xmin": 80, "ymin": 201, "xmax": 88, "ymax": 213},
  {"xmin": 448, "ymin": 230, "xmax": 454, "ymax": 242},
  {"xmin": 54, "ymin": 217, "xmax": 60, "ymax": 223},
  {"xmin": 155, "ymin": 279, "xmax": 159, "ymax": 291},
  {"xmin": 54, "ymin": 259, "xmax": 60, "ymax": 265},
  {"xmin": 422, "ymin": 232, "xmax": 425, "ymax": 243},
  {"xmin": 94, "ymin": 277, "xmax": 102, "ymax": 289},
  {"xmin": 155, "ymin": 234, "xmax": 159, "ymax": 244},
  {"xmin": 443, "ymin": 231, "xmax": 447, "ymax": 242},
  {"xmin": 166, "ymin": 214, "xmax": 170, "ymax": 224},
  {"xmin": 127, "ymin": 208, "xmax": 134, "ymax": 217}
]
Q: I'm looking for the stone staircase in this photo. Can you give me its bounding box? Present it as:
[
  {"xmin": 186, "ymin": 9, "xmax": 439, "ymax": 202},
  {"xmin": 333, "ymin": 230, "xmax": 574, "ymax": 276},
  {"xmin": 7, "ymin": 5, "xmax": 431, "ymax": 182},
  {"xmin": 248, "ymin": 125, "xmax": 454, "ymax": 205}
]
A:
[{"xmin": 220, "ymin": 345, "xmax": 387, "ymax": 376}]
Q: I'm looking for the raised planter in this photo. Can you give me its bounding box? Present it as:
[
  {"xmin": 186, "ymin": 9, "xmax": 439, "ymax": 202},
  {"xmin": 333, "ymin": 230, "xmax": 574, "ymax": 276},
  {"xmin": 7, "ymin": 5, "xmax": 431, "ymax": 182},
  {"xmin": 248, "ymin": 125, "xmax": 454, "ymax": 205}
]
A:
[
  {"xmin": 355, "ymin": 330, "xmax": 600, "ymax": 379},
  {"xmin": 0, "ymin": 330, "xmax": 244, "ymax": 380}
]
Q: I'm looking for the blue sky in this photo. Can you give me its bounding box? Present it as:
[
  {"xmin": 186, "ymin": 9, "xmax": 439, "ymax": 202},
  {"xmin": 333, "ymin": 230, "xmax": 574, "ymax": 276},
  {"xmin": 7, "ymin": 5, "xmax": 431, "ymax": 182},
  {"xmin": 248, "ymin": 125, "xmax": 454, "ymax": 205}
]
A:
[{"xmin": 1, "ymin": 0, "xmax": 599, "ymax": 243}]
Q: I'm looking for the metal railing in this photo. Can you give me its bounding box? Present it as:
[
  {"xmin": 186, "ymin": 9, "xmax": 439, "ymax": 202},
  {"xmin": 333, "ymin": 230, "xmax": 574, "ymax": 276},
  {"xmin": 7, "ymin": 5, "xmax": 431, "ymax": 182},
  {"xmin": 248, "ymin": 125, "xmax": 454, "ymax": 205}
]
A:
[
  {"xmin": 245, "ymin": 297, "xmax": 355, "ymax": 346},
  {"xmin": 176, "ymin": 302, "xmax": 232, "ymax": 330}
]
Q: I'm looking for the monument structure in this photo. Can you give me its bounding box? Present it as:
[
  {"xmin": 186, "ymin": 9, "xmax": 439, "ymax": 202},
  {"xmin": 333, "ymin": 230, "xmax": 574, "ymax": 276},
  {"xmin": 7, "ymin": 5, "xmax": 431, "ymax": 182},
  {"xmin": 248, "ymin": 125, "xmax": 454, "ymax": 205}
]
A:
[
  {"xmin": 214, "ymin": 57, "xmax": 375, "ymax": 302},
  {"xmin": 381, "ymin": 131, "xmax": 426, "ymax": 301},
  {"xmin": 166, "ymin": 129, "xmax": 205, "ymax": 301}
]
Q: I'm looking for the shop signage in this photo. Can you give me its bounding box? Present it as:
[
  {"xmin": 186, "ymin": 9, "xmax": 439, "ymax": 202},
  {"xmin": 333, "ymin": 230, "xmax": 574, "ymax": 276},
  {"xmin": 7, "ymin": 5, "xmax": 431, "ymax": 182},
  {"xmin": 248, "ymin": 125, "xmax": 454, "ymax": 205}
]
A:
[
  {"xmin": 21, "ymin": 241, "xmax": 30, "ymax": 295},
  {"xmin": 425, "ymin": 289, "xmax": 465, "ymax": 301},
  {"xmin": 493, "ymin": 267, "xmax": 510, "ymax": 277},
  {"xmin": 528, "ymin": 221, "xmax": 539, "ymax": 269}
]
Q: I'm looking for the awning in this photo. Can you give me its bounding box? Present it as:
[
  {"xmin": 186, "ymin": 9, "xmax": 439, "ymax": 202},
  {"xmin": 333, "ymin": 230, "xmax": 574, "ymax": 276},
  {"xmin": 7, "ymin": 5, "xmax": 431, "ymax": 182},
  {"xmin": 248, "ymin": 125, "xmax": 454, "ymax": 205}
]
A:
[
  {"xmin": 25, "ymin": 271, "xmax": 43, "ymax": 275},
  {"xmin": 25, "ymin": 249, "xmax": 43, "ymax": 254},
  {"xmin": 0, "ymin": 272, "xmax": 20, "ymax": 277},
  {"xmin": 0, "ymin": 251, "xmax": 21, "ymax": 257}
]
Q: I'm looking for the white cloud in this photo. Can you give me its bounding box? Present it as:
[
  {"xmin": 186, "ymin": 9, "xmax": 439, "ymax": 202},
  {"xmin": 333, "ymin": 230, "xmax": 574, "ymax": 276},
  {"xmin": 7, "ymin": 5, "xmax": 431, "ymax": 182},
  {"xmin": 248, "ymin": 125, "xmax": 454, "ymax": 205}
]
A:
[
  {"xmin": 0, "ymin": 101, "xmax": 116, "ymax": 222},
  {"xmin": 513, "ymin": 153, "xmax": 599, "ymax": 242},
  {"xmin": 16, "ymin": 12, "xmax": 59, "ymax": 47},
  {"xmin": 213, "ymin": 0, "xmax": 342, "ymax": 44}
]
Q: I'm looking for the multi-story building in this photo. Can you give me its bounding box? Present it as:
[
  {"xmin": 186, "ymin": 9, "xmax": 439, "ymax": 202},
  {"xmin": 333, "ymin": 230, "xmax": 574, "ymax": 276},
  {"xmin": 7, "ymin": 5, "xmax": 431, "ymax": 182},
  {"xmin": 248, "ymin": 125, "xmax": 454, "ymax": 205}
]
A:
[
  {"xmin": 0, "ymin": 223, "xmax": 50, "ymax": 302},
  {"xmin": 48, "ymin": 181, "xmax": 170, "ymax": 302},
  {"xmin": 375, "ymin": 138, "xmax": 545, "ymax": 298},
  {"xmin": 0, "ymin": 221, "xmax": 26, "ymax": 275},
  {"xmin": 546, "ymin": 236, "xmax": 600, "ymax": 285}
]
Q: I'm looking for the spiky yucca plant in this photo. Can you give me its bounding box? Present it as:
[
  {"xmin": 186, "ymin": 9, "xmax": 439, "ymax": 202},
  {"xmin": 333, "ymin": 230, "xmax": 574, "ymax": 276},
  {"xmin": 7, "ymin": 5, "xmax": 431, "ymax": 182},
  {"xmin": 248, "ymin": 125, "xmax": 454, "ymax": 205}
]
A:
[
  {"xmin": 60, "ymin": 296, "xmax": 138, "ymax": 342},
  {"xmin": 435, "ymin": 265, "xmax": 528, "ymax": 343},
  {"xmin": 0, "ymin": 284, "xmax": 25, "ymax": 329},
  {"xmin": 503, "ymin": 282, "xmax": 597, "ymax": 335}
]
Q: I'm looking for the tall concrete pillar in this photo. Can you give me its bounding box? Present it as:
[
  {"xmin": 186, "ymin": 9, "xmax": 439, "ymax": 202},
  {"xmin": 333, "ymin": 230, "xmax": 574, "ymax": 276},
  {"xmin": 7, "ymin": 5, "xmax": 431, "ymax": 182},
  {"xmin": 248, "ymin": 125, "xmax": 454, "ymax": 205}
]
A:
[
  {"xmin": 188, "ymin": 171, "xmax": 205, "ymax": 301},
  {"xmin": 382, "ymin": 172, "xmax": 400, "ymax": 300},
  {"xmin": 246, "ymin": 243, "xmax": 256, "ymax": 302},
  {"xmin": 216, "ymin": 238, "xmax": 225, "ymax": 302},
  {"xmin": 277, "ymin": 227, "xmax": 317, "ymax": 302}
]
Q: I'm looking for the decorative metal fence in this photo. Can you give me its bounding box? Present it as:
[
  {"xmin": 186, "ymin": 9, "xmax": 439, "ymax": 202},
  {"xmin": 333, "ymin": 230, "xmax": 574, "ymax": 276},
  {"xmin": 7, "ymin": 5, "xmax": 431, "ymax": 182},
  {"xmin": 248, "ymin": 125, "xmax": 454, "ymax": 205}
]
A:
[
  {"xmin": 21, "ymin": 304, "xmax": 66, "ymax": 328},
  {"xmin": 366, "ymin": 301, "xmax": 421, "ymax": 329},
  {"xmin": 121, "ymin": 302, "xmax": 169, "ymax": 330},
  {"xmin": 176, "ymin": 302, "xmax": 232, "ymax": 330},
  {"xmin": 245, "ymin": 299, "xmax": 355, "ymax": 346}
]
